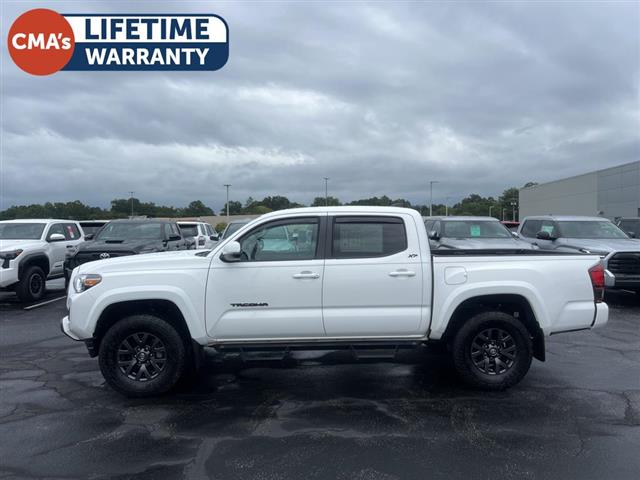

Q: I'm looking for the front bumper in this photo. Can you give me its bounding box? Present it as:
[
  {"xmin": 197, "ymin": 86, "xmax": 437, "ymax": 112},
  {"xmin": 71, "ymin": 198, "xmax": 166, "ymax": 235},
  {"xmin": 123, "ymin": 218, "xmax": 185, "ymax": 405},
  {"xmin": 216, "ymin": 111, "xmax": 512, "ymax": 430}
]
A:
[
  {"xmin": 61, "ymin": 315, "xmax": 81, "ymax": 340},
  {"xmin": 604, "ymin": 269, "xmax": 640, "ymax": 289},
  {"xmin": 0, "ymin": 263, "xmax": 19, "ymax": 288}
]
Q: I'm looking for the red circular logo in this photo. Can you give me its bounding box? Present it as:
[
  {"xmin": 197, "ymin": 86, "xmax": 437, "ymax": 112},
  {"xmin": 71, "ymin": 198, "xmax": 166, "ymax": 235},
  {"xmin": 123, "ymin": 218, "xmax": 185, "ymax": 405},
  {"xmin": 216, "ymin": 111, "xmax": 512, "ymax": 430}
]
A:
[{"xmin": 7, "ymin": 8, "xmax": 75, "ymax": 76}]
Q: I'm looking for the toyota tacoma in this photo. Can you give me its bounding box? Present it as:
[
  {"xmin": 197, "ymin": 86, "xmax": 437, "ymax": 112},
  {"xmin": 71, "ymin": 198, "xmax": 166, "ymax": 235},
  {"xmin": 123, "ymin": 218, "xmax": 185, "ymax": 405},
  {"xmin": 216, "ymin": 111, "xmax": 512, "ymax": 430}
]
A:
[{"xmin": 62, "ymin": 207, "xmax": 609, "ymax": 397}]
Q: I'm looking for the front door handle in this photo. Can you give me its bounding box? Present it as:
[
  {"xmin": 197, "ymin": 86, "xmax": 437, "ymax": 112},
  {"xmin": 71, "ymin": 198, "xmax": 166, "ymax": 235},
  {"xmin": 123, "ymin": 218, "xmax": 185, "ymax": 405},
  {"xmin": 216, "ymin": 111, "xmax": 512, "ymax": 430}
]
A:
[
  {"xmin": 66, "ymin": 245, "xmax": 74, "ymax": 248},
  {"xmin": 293, "ymin": 271, "xmax": 320, "ymax": 279},
  {"xmin": 389, "ymin": 270, "xmax": 416, "ymax": 277}
]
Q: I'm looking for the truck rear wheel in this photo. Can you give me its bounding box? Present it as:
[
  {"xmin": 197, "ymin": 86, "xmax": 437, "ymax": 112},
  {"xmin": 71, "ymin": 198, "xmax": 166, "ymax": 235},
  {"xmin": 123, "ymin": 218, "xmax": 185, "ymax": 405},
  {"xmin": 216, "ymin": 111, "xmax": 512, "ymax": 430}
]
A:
[
  {"xmin": 15, "ymin": 265, "xmax": 46, "ymax": 303},
  {"xmin": 451, "ymin": 311, "xmax": 532, "ymax": 391},
  {"xmin": 98, "ymin": 315, "xmax": 187, "ymax": 397}
]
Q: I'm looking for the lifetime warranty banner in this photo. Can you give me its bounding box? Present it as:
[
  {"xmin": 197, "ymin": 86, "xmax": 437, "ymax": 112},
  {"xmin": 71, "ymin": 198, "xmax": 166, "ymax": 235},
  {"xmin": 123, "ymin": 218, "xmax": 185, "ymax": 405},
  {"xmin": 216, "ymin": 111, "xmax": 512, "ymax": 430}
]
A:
[{"xmin": 7, "ymin": 9, "xmax": 230, "ymax": 75}]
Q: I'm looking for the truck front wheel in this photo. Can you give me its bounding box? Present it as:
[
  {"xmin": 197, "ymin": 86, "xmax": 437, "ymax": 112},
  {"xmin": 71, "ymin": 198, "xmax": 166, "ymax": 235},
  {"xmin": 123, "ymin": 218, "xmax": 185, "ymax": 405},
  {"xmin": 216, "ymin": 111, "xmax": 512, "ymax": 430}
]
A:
[
  {"xmin": 15, "ymin": 265, "xmax": 46, "ymax": 303},
  {"xmin": 451, "ymin": 311, "xmax": 532, "ymax": 391},
  {"xmin": 98, "ymin": 315, "xmax": 188, "ymax": 397}
]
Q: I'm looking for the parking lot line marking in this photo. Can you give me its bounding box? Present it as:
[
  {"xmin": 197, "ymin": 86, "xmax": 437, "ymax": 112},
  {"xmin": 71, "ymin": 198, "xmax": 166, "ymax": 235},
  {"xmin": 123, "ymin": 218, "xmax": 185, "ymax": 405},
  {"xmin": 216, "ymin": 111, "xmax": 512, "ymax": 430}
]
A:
[{"xmin": 23, "ymin": 296, "xmax": 67, "ymax": 311}]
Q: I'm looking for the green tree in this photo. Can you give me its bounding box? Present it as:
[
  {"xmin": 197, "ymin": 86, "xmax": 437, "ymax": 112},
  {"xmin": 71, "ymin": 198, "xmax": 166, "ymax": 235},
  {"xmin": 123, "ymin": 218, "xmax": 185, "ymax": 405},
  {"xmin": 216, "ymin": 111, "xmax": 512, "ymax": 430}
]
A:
[
  {"xmin": 220, "ymin": 201, "xmax": 242, "ymax": 215},
  {"xmin": 261, "ymin": 195, "xmax": 293, "ymax": 211},
  {"xmin": 183, "ymin": 200, "xmax": 214, "ymax": 216},
  {"xmin": 311, "ymin": 196, "xmax": 341, "ymax": 206}
]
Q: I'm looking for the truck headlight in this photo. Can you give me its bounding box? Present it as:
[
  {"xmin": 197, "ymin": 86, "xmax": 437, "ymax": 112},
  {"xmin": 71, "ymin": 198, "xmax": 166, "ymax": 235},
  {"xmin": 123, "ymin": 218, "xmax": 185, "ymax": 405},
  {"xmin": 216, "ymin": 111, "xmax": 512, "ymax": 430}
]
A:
[
  {"xmin": 0, "ymin": 249, "xmax": 23, "ymax": 260},
  {"xmin": 73, "ymin": 274, "xmax": 102, "ymax": 293}
]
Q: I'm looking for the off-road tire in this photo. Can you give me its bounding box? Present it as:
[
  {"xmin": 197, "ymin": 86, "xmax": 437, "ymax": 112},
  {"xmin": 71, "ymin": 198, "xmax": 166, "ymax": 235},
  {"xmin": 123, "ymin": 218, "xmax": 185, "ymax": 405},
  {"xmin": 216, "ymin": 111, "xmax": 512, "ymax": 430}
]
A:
[
  {"xmin": 452, "ymin": 311, "xmax": 533, "ymax": 391},
  {"xmin": 99, "ymin": 314, "xmax": 187, "ymax": 397},
  {"xmin": 15, "ymin": 265, "xmax": 46, "ymax": 303}
]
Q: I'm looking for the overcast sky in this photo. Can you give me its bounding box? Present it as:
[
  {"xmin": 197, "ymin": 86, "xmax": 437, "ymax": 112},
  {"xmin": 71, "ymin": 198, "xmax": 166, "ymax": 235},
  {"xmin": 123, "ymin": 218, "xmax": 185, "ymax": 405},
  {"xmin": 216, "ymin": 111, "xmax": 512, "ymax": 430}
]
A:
[{"xmin": 1, "ymin": 1, "xmax": 639, "ymax": 211}]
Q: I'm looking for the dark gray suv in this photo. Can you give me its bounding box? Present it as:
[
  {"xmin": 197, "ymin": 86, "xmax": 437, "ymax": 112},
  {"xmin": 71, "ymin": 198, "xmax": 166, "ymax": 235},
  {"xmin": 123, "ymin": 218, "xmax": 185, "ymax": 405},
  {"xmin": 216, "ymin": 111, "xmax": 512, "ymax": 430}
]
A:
[{"xmin": 518, "ymin": 216, "xmax": 640, "ymax": 294}]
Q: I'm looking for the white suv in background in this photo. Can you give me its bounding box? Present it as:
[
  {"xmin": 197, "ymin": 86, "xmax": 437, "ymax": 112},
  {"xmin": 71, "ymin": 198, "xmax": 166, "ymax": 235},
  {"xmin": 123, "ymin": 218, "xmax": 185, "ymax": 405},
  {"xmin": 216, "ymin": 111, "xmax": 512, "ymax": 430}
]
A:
[
  {"xmin": 0, "ymin": 219, "xmax": 84, "ymax": 302},
  {"xmin": 177, "ymin": 221, "xmax": 218, "ymax": 250}
]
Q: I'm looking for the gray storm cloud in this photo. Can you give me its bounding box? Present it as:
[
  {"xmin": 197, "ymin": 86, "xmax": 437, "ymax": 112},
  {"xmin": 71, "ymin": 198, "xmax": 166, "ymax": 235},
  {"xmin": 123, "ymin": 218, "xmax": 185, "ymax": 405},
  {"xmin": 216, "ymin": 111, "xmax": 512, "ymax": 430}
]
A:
[{"xmin": 1, "ymin": 1, "xmax": 638, "ymax": 211}]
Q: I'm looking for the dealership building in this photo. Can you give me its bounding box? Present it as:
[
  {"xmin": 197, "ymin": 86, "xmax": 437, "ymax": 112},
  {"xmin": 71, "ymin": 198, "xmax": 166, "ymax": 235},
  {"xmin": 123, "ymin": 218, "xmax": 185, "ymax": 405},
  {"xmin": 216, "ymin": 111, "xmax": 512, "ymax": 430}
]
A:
[{"xmin": 519, "ymin": 161, "xmax": 640, "ymax": 221}]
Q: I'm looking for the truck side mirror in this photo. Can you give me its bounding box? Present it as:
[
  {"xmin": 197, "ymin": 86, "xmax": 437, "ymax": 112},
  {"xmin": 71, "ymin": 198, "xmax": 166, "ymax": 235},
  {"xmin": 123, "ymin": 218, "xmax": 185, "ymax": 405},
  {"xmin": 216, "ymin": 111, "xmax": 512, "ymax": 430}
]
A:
[
  {"xmin": 210, "ymin": 233, "xmax": 219, "ymax": 241},
  {"xmin": 84, "ymin": 234, "xmax": 94, "ymax": 240},
  {"xmin": 628, "ymin": 231, "xmax": 636, "ymax": 238},
  {"xmin": 48, "ymin": 233, "xmax": 66, "ymax": 242},
  {"xmin": 428, "ymin": 230, "xmax": 439, "ymax": 240},
  {"xmin": 536, "ymin": 230, "xmax": 554, "ymax": 241},
  {"xmin": 220, "ymin": 241, "xmax": 242, "ymax": 262}
]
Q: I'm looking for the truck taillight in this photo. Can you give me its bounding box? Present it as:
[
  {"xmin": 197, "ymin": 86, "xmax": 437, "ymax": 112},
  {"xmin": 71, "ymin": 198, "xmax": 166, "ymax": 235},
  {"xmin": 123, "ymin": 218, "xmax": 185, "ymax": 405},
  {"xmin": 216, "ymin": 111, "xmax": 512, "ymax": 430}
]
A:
[{"xmin": 588, "ymin": 262, "xmax": 605, "ymax": 303}]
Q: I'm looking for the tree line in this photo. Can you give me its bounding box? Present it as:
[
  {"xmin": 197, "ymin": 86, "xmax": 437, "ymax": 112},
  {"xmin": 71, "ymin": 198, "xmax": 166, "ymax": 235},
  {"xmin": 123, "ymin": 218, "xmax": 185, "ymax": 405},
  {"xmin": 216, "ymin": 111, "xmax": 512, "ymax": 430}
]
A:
[{"xmin": 0, "ymin": 187, "xmax": 524, "ymax": 221}]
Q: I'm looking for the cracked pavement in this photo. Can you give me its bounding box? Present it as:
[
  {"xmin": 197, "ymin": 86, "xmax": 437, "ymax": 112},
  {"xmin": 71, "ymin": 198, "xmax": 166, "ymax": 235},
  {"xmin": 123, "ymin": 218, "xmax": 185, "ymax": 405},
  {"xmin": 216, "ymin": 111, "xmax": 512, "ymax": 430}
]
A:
[{"xmin": 0, "ymin": 282, "xmax": 638, "ymax": 479}]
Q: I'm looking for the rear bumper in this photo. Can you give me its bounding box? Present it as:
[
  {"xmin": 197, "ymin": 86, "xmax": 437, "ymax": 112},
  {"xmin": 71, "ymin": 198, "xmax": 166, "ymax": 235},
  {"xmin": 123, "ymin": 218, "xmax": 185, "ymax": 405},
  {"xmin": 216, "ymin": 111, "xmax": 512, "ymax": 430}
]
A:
[{"xmin": 592, "ymin": 303, "xmax": 609, "ymax": 329}]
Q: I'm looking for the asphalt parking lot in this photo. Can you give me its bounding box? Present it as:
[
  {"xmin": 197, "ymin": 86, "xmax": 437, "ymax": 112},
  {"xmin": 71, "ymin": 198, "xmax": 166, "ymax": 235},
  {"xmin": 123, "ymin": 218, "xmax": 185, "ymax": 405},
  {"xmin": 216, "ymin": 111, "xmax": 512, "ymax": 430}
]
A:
[{"xmin": 0, "ymin": 282, "xmax": 639, "ymax": 480}]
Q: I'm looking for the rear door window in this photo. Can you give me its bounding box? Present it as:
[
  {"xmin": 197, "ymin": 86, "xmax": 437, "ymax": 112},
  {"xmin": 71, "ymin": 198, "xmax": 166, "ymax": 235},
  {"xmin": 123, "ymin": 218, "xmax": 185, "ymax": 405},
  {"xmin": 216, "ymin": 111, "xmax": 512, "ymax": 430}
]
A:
[{"xmin": 331, "ymin": 216, "xmax": 407, "ymax": 258}]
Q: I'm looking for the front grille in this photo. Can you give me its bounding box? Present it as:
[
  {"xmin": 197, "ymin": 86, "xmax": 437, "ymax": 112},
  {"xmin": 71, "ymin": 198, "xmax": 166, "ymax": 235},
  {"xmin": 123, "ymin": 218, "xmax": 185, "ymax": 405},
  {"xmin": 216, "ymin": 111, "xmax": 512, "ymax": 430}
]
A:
[
  {"xmin": 608, "ymin": 252, "xmax": 640, "ymax": 276},
  {"xmin": 68, "ymin": 251, "xmax": 136, "ymax": 268}
]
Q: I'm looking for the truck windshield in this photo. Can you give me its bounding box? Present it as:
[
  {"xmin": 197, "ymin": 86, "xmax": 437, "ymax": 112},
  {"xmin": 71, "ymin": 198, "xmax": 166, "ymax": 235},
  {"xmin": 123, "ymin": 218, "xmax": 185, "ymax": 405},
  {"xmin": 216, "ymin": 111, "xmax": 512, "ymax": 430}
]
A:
[
  {"xmin": 557, "ymin": 221, "xmax": 629, "ymax": 239},
  {"xmin": 95, "ymin": 222, "xmax": 163, "ymax": 241},
  {"xmin": 442, "ymin": 221, "xmax": 511, "ymax": 238},
  {"xmin": 0, "ymin": 223, "xmax": 46, "ymax": 240}
]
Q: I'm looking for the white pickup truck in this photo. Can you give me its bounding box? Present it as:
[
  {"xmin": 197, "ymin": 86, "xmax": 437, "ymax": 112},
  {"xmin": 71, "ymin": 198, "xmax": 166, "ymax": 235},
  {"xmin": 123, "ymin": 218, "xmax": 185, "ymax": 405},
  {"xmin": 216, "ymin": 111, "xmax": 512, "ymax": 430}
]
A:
[{"xmin": 61, "ymin": 207, "xmax": 608, "ymax": 397}]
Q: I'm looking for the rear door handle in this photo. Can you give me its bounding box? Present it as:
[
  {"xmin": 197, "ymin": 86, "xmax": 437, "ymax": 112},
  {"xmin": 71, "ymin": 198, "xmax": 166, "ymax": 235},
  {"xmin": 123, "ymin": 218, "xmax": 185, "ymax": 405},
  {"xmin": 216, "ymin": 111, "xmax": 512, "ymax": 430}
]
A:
[
  {"xmin": 66, "ymin": 245, "xmax": 74, "ymax": 248},
  {"xmin": 389, "ymin": 270, "xmax": 416, "ymax": 277},
  {"xmin": 293, "ymin": 271, "xmax": 320, "ymax": 279}
]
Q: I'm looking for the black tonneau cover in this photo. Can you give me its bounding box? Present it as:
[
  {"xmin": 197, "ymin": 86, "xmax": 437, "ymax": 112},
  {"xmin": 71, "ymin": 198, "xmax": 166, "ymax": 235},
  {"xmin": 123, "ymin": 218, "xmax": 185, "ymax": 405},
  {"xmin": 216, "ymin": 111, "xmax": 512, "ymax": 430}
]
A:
[{"xmin": 431, "ymin": 249, "xmax": 588, "ymax": 256}]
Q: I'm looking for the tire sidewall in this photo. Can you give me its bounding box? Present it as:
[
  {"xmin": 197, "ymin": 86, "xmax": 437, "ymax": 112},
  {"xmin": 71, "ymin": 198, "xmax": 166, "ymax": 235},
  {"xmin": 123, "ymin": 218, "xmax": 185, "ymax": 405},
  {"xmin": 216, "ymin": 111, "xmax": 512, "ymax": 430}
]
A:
[
  {"xmin": 99, "ymin": 315, "xmax": 187, "ymax": 397},
  {"xmin": 453, "ymin": 312, "xmax": 532, "ymax": 390}
]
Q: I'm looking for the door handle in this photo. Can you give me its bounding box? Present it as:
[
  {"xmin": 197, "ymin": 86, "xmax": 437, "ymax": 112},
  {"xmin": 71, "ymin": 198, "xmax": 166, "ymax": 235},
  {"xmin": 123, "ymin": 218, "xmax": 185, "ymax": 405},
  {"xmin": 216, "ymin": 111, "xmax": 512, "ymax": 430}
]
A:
[
  {"xmin": 293, "ymin": 271, "xmax": 320, "ymax": 279},
  {"xmin": 66, "ymin": 245, "xmax": 74, "ymax": 248},
  {"xmin": 389, "ymin": 270, "xmax": 416, "ymax": 277}
]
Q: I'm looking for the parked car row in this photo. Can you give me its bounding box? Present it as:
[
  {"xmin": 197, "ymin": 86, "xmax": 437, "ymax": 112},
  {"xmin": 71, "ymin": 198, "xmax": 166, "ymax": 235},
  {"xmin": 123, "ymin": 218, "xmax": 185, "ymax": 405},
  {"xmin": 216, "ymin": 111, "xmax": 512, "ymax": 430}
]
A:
[
  {"xmin": 423, "ymin": 215, "xmax": 640, "ymax": 296},
  {"xmin": 0, "ymin": 217, "xmax": 221, "ymax": 302}
]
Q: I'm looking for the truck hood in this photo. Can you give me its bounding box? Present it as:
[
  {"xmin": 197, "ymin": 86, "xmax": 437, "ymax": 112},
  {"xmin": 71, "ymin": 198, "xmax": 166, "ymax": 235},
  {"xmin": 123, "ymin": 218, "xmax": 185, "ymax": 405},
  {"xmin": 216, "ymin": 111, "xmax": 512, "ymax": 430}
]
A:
[
  {"xmin": 556, "ymin": 238, "xmax": 640, "ymax": 254},
  {"xmin": 77, "ymin": 240, "xmax": 163, "ymax": 254},
  {"xmin": 436, "ymin": 237, "xmax": 536, "ymax": 250},
  {"xmin": 77, "ymin": 249, "xmax": 211, "ymax": 273},
  {"xmin": 0, "ymin": 239, "xmax": 43, "ymax": 252}
]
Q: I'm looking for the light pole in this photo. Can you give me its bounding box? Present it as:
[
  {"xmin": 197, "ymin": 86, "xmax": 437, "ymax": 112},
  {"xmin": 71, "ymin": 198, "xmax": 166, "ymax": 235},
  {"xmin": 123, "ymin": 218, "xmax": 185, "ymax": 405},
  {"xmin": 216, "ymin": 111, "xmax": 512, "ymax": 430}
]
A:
[
  {"xmin": 323, "ymin": 177, "xmax": 329, "ymax": 206},
  {"xmin": 445, "ymin": 197, "xmax": 451, "ymax": 216},
  {"xmin": 489, "ymin": 205, "xmax": 494, "ymax": 218},
  {"xmin": 129, "ymin": 191, "xmax": 134, "ymax": 217},
  {"xmin": 511, "ymin": 201, "xmax": 517, "ymax": 221},
  {"xmin": 429, "ymin": 181, "xmax": 439, "ymax": 216},
  {"xmin": 502, "ymin": 208, "xmax": 507, "ymax": 221},
  {"xmin": 223, "ymin": 184, "xmax": 231, "ymax": 219}
]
